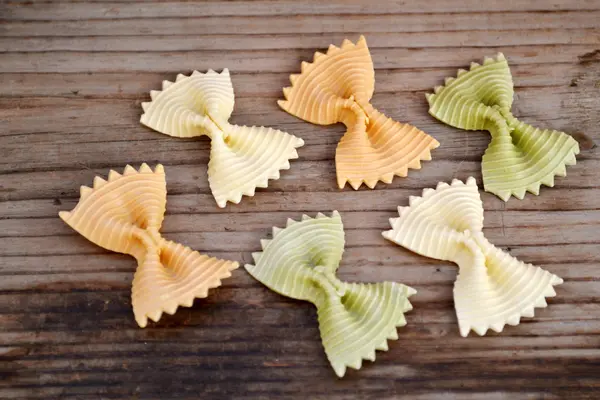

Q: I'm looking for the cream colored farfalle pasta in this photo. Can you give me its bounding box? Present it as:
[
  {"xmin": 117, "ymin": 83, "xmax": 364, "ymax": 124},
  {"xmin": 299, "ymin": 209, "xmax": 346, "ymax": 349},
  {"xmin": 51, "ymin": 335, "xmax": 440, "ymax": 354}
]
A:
[
  {"xmin": 140, "ymin": 69, "xmax": 304, "ymax": 207},
  {"xmin": 245, "ymin": 211, "xmax": 415, "ymax": 377},
  {"xmin": 383, "ymin": 177, "xmax": 562, "ymax": 337},
  {"xmin": 59, "ymin": 164, "xmax": 239, "ymax": 327}
]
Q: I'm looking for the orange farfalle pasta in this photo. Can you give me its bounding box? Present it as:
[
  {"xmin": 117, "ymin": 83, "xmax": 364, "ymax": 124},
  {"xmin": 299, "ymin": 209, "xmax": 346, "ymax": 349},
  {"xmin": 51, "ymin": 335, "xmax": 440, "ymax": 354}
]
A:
[
  {"xmin": 279, "ymin": 35, "xmax": 440, "ymax": 189},
  {"xmin": 59, "ymin": 163, "xmax": 239, "ymax": 327}
]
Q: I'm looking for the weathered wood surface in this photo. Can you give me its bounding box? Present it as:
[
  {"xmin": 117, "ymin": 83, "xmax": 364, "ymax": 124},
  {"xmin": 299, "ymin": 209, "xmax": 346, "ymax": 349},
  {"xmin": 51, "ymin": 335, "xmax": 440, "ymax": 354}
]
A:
[{"xmin": 1, "ymin": 0, "xmax": 600, "ymax": 398}]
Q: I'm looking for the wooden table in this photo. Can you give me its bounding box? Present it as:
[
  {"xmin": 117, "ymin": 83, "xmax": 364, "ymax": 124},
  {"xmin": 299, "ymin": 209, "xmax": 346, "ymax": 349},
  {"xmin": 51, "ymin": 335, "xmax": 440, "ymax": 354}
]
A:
[{"xmin": 1, "ymin": 1, "xmax": 600, "ymax": 398}]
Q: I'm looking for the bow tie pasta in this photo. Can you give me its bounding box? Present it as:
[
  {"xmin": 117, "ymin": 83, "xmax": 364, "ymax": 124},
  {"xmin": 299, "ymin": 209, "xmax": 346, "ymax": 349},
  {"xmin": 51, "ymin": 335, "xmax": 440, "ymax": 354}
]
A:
[
  {"xmin": 140, "ymin": 69, "xmax": 304, "ymax": 207},
  {"xmin": 59, "ymin": 164, "xmax": 239, "ymax": 327},
  {"xmin": 383, "ymin": 177, "xmax": 563, "ymax": 337},
  {"xmin": 279, "ymin": 36, "xmax": 439, "ymax": 190},
  {"xmin": 426, "ymin": 54, "xmax": 580, "ymax": 201},
  {"xmin": 245, "ymin": 211, "xmax": 415, "ymax": 377}
]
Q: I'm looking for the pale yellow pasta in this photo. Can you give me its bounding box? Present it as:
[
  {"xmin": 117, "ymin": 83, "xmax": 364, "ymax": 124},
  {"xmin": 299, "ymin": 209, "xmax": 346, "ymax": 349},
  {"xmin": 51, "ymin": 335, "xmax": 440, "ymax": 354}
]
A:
[
  {"xmin": 141, "ymin": 69, "xmax": 304, "ymax": 207},
  {"xmin": 383, "ymin": 177, "xmax": 563, "ymax": 337}
]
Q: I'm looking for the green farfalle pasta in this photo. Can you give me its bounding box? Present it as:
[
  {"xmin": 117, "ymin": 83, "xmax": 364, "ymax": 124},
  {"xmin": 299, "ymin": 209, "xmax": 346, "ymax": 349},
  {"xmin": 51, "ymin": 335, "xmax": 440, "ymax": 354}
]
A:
[
  {"xmin": 426, "ymin": 53, "xmax": 580, "ymax": 201},
  {"xmin": 245, "ymin": 211, "xmax": 415, "ymax": 377}
]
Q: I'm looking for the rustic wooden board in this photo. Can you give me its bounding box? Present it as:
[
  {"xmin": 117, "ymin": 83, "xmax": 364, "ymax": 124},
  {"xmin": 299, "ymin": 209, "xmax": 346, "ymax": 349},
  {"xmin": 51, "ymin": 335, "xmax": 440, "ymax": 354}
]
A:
[{"xmin": 1, "ymin": 1, "xmax": 600, "ymax": 398}]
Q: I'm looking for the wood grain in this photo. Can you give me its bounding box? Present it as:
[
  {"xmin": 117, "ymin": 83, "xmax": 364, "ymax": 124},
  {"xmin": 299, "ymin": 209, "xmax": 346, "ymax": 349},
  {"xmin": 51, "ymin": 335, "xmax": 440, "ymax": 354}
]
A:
[{"xmin": 1, "ymin": 0, "xmax": 599, "ymax": 399}]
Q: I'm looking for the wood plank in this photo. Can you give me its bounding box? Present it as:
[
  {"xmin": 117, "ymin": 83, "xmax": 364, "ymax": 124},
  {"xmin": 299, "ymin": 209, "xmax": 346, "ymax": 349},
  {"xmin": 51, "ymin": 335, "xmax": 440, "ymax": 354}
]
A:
[
  {"xmin": 3, "ymin": 11, "xmax": 600, "ymax": 37},
  {"xmin": 2, "ymin": 61, "xmax": 599, "ymax": 99},
  {"xmin": 2, "ymin": 85, "xmax": 597, "ymax": 131},
  {"xmin": 1, "ymin": 1, "xmax": 600, "ymax": 398},
  {"xmin": 2, "ymin": 29, "xmax": 600, "ymax": 53},
  {"xmin": 1, "ymin": 243, "xmax": 599, "ymax": 275},
  {"xmin": 0, "ymin": 159, "xmax": 597, "ymax": 202},
  {"xmin": 3, "ymin": 187, "xmax": 600, "ymax": 223},
  {"xmin": 2, "ymin": 45, "xmax": 599, "ymax": 74},
  {"xmin": 3, "ymin": 0, "xmax": 600, "ymax": 21},
  {"xmin": 0, "ymin": 288, "xmax": 599, "ymax": 337},
  {"xmin": 1, "ymin": 305, "xmax": 600, "ymax": 348},
  {"xmin": 3, "ymin": 304, "xmax": 600, "ymax": 342},
  {"xmin": 0, "ymin": 86, "xmax": 597, "ymax": 175},
  {"xmin": 3, "ymin": 210, "xmax": 600, "ymax": 238},
  {"xmin": 0, "ymin": 258, "xmax": 596, "ymax": 292},
  {"xmin": 2, "ymin": 223, "xmax": 599, "ymax": 257}
]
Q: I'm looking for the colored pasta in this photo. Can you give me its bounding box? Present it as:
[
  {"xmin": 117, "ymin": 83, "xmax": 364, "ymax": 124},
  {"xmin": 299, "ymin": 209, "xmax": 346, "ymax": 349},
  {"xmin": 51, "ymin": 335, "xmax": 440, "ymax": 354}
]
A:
[
  {"xmin": 140, "ymin": 69, "xmax": 305, "ymax": 207},
  {"xmin": 426, "ymin": 54, "xmax": 580, "ymax": 201},
  {"xmin": 279, "ymin": 36, "xmax": 439, "ymax": 190},
  {"xmin": 245, "ymin": 211, "xmax": 416, "ymax": 377},
  {"xmin": 383, "ymin": 177, "xmax": 563, "ymax": 337},
  {"xmin": 59, "ymin": 164, "xmax": 239, "ymax": 327}
]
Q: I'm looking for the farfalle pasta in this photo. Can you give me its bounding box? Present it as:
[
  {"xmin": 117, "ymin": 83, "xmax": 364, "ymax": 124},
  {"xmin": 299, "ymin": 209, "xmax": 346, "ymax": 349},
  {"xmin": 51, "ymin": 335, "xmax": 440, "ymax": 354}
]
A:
[
  {"xmin": 278, "ymin": 36, "xmax": 439, "ymax": 190},
  {"xmin": 383, "ymin": 177, "xmax": 562, "ymax": 337},
  {"xmin": 245, "ymin": 211, "xmax": 415, "ymax": 377},
  {"xmin": 140, "ymin": 69, "xmax": 304, "ymax": 207},
  {"xmin": 59, "ymin": 164, "xmax": 239, "ymax": 327},
  {"xmin": 426, "ymin": 54, "xmax": 580, "ymax": 201}
]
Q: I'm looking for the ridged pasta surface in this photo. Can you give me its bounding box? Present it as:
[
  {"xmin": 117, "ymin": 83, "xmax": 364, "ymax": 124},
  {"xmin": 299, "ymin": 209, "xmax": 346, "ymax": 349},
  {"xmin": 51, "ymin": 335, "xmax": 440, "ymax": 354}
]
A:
[
  {"xmin": 279, "ymin": 36, "xmax": 439, "ymax": 190},
  {"xmin": 383, "ymin": 177, "xmax": 563, "ymax": 337},
  {"xmin": 245, "ymin": 211, "xmax": 415, "ymax": 377},
  {"xmin": 426, "ymin": 54, "xmax": 580, "ymax": 201},
  {"xmin": 60, "ymin": 164, "xmax": 239, "ymax": 327},
  {"xmin": 141, "ymin": 69, "xmax": 304, "ymax": 207}
]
